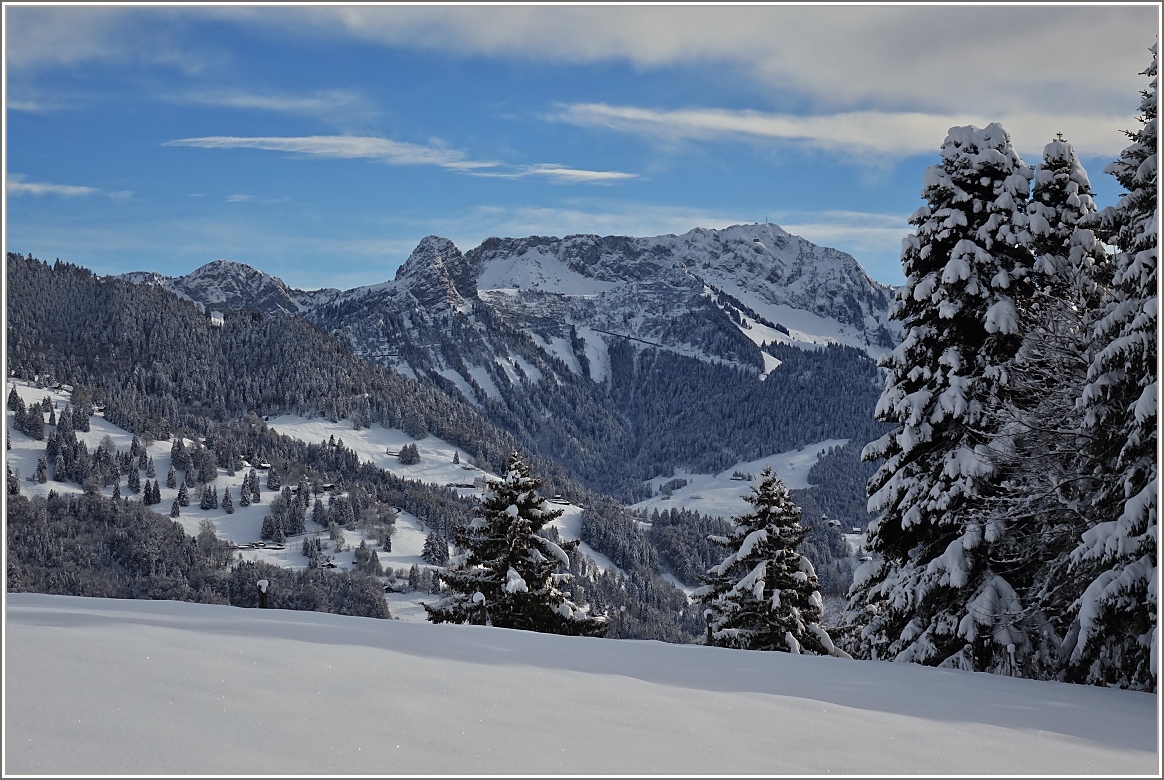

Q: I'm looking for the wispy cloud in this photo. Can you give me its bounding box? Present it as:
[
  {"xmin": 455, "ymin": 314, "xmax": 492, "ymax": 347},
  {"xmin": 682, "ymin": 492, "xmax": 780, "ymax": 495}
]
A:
[
  {"xmin": 171, "ymin": 88, "xmax": 379, "ymax": 131},
  {"xmin": 471, "ymin": 163, "xmax": 638, "ymax": 184},
  {"xmin": 550, "ymin": 103, "xmax": 1131, "ymax": 160},
  {"xmin": 7, "ymin": 174, "xmax": 100, "ymax": 198},
  {"xmin": 163, "ymin": 134, "xmax": 498, "ymax": 171},
  {"xmin": 163, "ymin": 135, "xmax": 638, "ymax": 183},
  {"xmin": 7, "ymin": 97, "xmax": 73, "ymax": 113}
]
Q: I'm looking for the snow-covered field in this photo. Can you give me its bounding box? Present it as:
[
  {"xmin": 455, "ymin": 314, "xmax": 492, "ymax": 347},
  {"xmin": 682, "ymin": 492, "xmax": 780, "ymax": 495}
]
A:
[
  {"xmin": 632, "ymin": 438, "xmax": 848, "ymax": 519},
  {"xmin": 5, "ymin": 593, "xmax": 1158, "ymax": 776}
]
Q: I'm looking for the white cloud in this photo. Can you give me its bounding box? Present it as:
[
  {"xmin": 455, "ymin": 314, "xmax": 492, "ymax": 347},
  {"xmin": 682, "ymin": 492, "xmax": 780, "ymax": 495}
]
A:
[
  {"xmin": 171, "ymin": 89, "xmax": 380, "ymax": 131},
  {"xmin": 520, "ymin": 164, "xmax": 638, "ymax": 184},
  {"xmin": 5, "ymin": 6, "xmax": 213, "ymax": 74},
  {"xmin": 163, "ymin": 135, "xmax": 638, "ymax": 183},
  {"xmin": 177, "ymin": 89, "xmax": 363, "ymax": 114},
  {"xmin": 7, "ymin": 174, "xmax": 100, "ymax": 198},
  {"xmin": 162, "ymin": 134, "xmax": 495, "ymax": 171},
  {"xmin": 550, "ymin": 103, "xmax": 1133, "ymax": 160},
  {"xmin": 285, "ymin": 6, "xmax": 1155, "ymax": 117},
  {"xmin": 470, "ymin": 163, "xmax": 638, "ymax": 183},
  {"xmin": 10, "ymin": 6, "xmax": 1152, "ymax": 121}
]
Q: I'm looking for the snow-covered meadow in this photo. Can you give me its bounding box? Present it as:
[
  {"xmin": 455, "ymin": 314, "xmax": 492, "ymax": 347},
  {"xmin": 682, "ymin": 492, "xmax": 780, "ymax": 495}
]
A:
[
  {"xmin": 5, "ymin": 593, "xmax": 1158, "ymax": 776},
  {"xmin": 632, "ymin": 437, "xmax": 849, "ymax": 519}
]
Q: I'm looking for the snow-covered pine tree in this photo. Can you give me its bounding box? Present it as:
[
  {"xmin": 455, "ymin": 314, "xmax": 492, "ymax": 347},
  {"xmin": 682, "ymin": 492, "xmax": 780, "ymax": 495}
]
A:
[
  {"xmin": 846, "ymin": 123, "xmax": 1037, "ymax": 669},
  {"xmin": 223, "ymin": 487, "xmax": 234, "ymax": 515},
  {"xmin": 166, "ymin": 464, "xmax": 177, "ymax": 490},
  {"xmin": 177, "ymin": 482, "xmax": 190, "ymax": 507},
  {"xmin": 695, "ymin": 467, "xmax": 848, "ymax": 656},
  {"xmin": 422, "ymin": 531, "xmax": 450, "ymax": 565},
  {"xmin": 425, "ymin": 452, "xmax": 606, "ymax": 636},
  {"xmin": 969, "ymin": 134, "xmax": 1111, "ymax": 679},
  {"xmin": 1066, "ymin": 44, "xmax": 1158, "ymax": 692}
]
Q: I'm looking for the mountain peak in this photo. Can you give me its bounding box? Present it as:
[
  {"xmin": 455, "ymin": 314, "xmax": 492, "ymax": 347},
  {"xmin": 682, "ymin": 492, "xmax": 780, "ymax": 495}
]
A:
[{"xmin": 394, "ymin": 236, "xmax": 477, "ymax": 309}]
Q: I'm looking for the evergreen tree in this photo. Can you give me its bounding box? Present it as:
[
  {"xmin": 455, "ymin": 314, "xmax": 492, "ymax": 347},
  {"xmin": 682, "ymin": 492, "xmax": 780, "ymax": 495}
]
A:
[
  {"xmin": 24, "ymin": 403, "xmax": 44, "ymax": 440},
  {"xmin": 260, "ymin": 513, "xmax": 286, "ymax": 543},
  {"xmin": 239, "ymin": 482, "xmax": 250, "ymax": 508},
  {"xmin": 249, "ymin": 468, "xmax": 261, "ymax": 504},
  {"xmin": 695, "ymin": 468, "xmax": 848, "ymax": 656},
  {"xmin": 166, "ymin": 464, "xmax": 177, "ymax": 489},
  {"xmin": 422, "ymin": 531, "xmax": 450, "ymax": 565},
  {"xmin": 846, "ymin": 123, "xmax": 1037, "ymax": 669},
  {"xmin": 409, "ymin": 563, "xmax": 422, "ymax": 591},
  {"xmin": 177, "ymin": 482, "xmax": 190, "ymax": 507},
  {"xmin": 267, "ymin": 468, "xmax": 282, "ymax": 491},
  {"xmin": 127, "ymin": 464, "xmax": 141, "ymax": 495},
  {"xmin": 7, "ymin": 385, "xmax": 21, "ymax": 411},
  {"xmin": 146, "ymin": 456, "xmax": 156, "ymax": 479},
  {"xmin": 425, "ymin": 452, "xmax": 606, "ymax": 636},
  {"xmin": 210, "ymin": 485, "xmax": 219, "ymax": 510},
  {"xmin": 970, "ymin": 135, "xmax": 1109, "ymax": 679},
  {"xmin": 200, "ymin": 486, "xmax": 212, "ymax": 511},
  {"xmin": 35, "ymin": 457, "xmax": 48, "ymax": 484},
  {"xmin": 1068, "ymin": 44, "xmax": 1158, "ymax": 692},
  {"xmin": 72, "ymin": 405, "xmax": 89, "ymax": 433},
  {"xmin": 112, "ymin": 482, "xmax": 121, "ymax": 502},
  {"xmin": 223, "ymin": 487, "xmax": 234, "ymax": 515},
  {"xmin": 171, "ymin": 499, "xmax": 180, "ymax": 519}
]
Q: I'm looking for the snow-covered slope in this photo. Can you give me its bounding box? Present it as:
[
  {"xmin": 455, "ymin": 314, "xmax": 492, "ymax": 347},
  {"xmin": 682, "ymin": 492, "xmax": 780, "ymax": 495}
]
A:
[
  {"xmin": 6, "ymin": 593, "xmax": 1157, "ymax": 775},
  {"xmin": 631, "ymin": 438, "xmax": 849, "ymax": 519}
]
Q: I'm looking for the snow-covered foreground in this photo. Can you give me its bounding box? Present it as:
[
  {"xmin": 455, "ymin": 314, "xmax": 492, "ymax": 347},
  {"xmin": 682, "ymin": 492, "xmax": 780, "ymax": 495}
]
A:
[{"xmin": 5, "ymin": 594, "xmax": 1158, "ymax": 776}]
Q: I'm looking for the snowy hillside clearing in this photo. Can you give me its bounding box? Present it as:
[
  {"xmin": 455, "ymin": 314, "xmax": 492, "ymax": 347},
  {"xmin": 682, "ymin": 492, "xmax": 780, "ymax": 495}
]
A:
[
  {"xmin": 7, "ymin": 390, "xmax": 623, "ymax": 618},
  {"xmin": 632, "ymin": 438, "xmax": 849, "ymax": 519},
  {"xmin": 5, "ymin": 594, "xmax": 1157, "ymax": 776}
]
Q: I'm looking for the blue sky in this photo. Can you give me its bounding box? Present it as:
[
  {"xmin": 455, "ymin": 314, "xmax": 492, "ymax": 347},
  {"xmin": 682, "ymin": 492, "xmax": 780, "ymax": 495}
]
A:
[{"xmin": 4, "ymin": 5, "xmax": 1159, "ymax": 290}]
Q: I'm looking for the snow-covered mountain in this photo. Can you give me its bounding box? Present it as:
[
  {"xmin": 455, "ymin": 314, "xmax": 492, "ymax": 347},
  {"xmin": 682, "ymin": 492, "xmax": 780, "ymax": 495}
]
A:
[
  {"xmin": 122, "ymin": 224, "xmax": 895, "ymax": 505},
  {"xmin": 120, "ymin": 258, "xmax": 341, "ymax": 317},
  {"xmin": 467, "ymin": 224, "xmax": 896, "ymax": 364}
]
